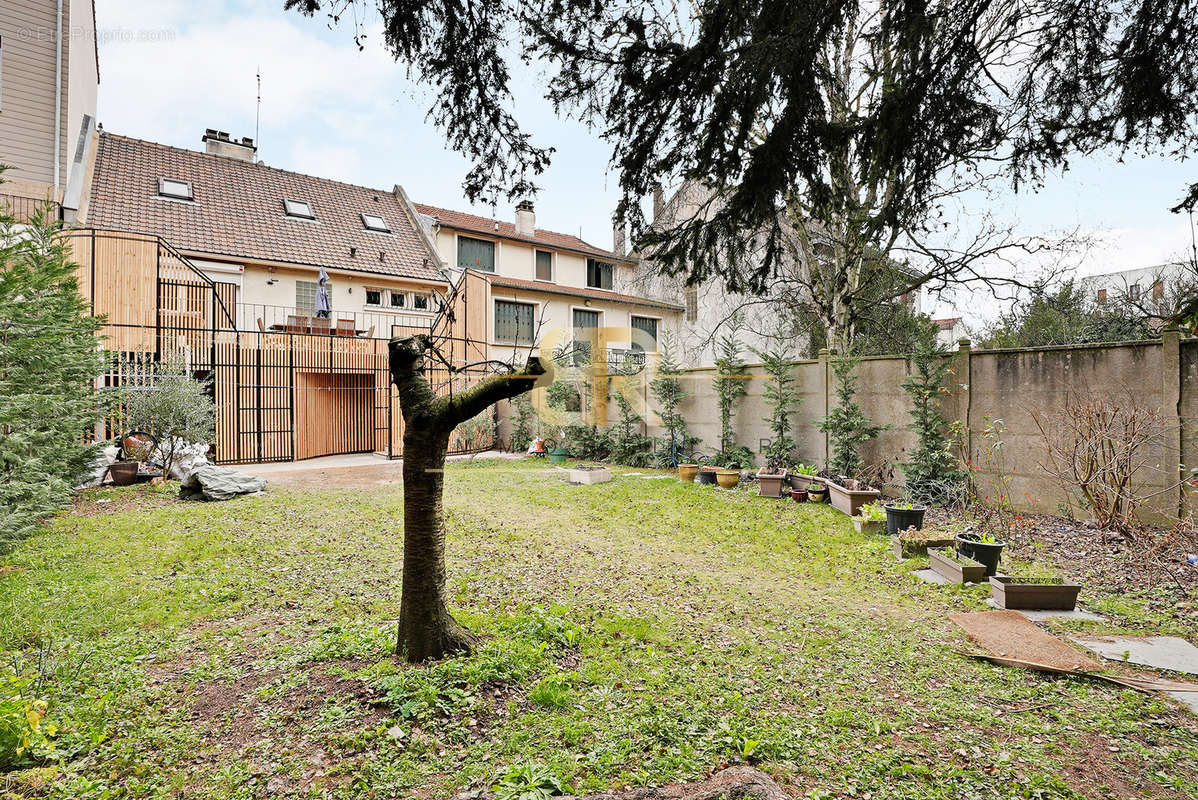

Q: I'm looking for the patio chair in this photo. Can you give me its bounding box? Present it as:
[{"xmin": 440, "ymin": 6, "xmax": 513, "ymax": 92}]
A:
[
  {"xmin": 311, "ymin": 317, "xmax": 332, "ymax": 335},
  {"xmin": 335, "ymin": 319, "xmax": 356, "ymax": 337}
]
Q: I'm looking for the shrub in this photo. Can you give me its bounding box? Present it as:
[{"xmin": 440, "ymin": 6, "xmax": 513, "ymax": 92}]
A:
[
  {"xmin": 122, "ymin": 355, "xmax": 215, "ymax": 475},
  {"xmin": 0, "ymin": 189, "xmax": 105, "ymax": 551},
  {"xmin": 561, "ymin": 424, "xmax": 611, "ymax": 461},
  {"xmin": 712, "ymin": 332, "xmax": 749, "ymax": 466},
  {"xmin": 817, "ymin": 353, "xmax": 885, "ymax": 479},
  {"xmin": 607, "ymin": 389, "xmax": 653, "ymax": 467},
  {"xmin": 901, "ymin": 331, "xmax": 966, "ymax": 504},
  {"xmin": 755, "ymin": 347, "xmax": 799, "ymax": 471},
  {"xmin": 507, "ymin": 394, "xmax": 536, "ymax": 452},
  {"xmin": 649, "ymin": 332, "xmax": 696, "ymax": 467},
  {"xmin": 0, "ymin": 672, "xmax": 54, "ymax": 770}
]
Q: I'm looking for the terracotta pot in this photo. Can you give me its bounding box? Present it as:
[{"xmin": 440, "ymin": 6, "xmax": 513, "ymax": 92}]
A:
[
  {"xmin": 715, "ymin": 469, "xmax": 740, "ymax": 489},
  {"xmin": 678, "ymin": 464, "xmax": 699, "ymax": 482},
  {"xmin": 108, "ymin": 461, "xmax": 139, "ymax": 486},
  {"xmin": 791, "ymin": 488, "xmax": 808, "ymax": 502}
]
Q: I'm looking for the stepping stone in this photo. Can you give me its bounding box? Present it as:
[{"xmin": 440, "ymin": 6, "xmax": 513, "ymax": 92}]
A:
[
  {"xmin": 914, "ymin": 568, "xmax": 951, "ymax": 585},
  {"xmin": 984, "ymin": 598, "xmax": 1105, "ymax": 621},
  {"xmin": 637, "ymin": 474, "xmax": 673, "ymax": 480},
  {"xmin": 1068, "ymin": 635, "xmax": 1198, "ymax": 676}
]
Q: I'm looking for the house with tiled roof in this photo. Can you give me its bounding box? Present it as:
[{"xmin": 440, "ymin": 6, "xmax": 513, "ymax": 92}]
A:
[
  {"xmin": 83, "ymin": 130, "xmax": 449, "ymax": 335},
  {"xmin": 413, "ymin": 200, "xmax": 682, "ymax": 369}
]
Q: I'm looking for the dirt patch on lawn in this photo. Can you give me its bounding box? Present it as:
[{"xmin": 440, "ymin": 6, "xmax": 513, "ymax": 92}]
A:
[{"xmin": 73, "ymin": 485, "xmax": 181, "ymax": 516}]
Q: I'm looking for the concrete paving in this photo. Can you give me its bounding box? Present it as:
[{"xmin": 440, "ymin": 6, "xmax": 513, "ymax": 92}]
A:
[
  {"xmin": 984, "ymin": 598, "xmax": 1105, "ymax": 621},
  {"xmin": 1068, "ymin": 635, "xmax": 1198, "ymax": 676}
]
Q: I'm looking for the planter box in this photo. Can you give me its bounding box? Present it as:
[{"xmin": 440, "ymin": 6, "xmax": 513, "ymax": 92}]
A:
[
  {"xmin": 929, "ymin": 548, "xmax": 988, "ymax": 584},
  {"xmin": 826, "ymin": 480, "xmax": 882, "ymax": 516},
  {"xmin": 563, "ymin": 465, "xmax": 612, "ymax": 485},
  {"xmin": 892, "ymin": 533, "xmax": 957, "ymax": 559},
  {"xmin": 789, "ymin": 473, "xmax": 821, "ymax": 491},
  {"xmin": 990, "ymin": 576, "xmax": 1081, "ymax": 610},
  {"xmin": 854, "ymin": 517, "xmax": 884, "ymax": 534},
  {"xmin": 757, "ymin": 472, "xmax": 788, "ymax": 498}
]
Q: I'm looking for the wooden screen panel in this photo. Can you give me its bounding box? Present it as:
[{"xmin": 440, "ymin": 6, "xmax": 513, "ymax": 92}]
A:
[{"xmin": 294, "ymin": 371, "xmax": 376, "ymax": 460}]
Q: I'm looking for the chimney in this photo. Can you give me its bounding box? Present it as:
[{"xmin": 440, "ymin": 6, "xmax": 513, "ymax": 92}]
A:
[
  {"xmin": 515, "ymin": 200, "xmax": 535, "ymax": 237},
  {"xmin": 652, "ymin": 184, "xmax": 664, "ymax": 222},
  {"xmin": 202, "ymin": 129, "xmax": 257, "ymax": 162},
  {"xmin": 613, "ymin": 218, "xmax": 626, "ymax": 257}
]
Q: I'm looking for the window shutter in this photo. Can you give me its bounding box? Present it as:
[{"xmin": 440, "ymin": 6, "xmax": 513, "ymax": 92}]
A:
[{"xmin": 458, "ymin": 237, "xmax": 496, "ymax": 272}]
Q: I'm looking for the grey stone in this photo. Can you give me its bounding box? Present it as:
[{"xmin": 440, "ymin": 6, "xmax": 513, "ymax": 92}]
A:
[
  {"xmin": 985, "ymin": 598, "xmax": 1105, "ymax": 621},
  {"xmin": 179, "ymin": 465, "xmax": 267, "ymax": 501},
  {"xmin": 1069, "ymin": 635, "xmax": 1198, "ymax": 676}
]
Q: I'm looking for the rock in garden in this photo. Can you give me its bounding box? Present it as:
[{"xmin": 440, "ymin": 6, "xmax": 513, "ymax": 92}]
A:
[{"xmin": 179, "ymin": 465, "xmax": 266, "ymax": 501}]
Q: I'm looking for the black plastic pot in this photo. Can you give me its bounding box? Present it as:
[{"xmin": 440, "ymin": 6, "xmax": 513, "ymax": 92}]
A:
[
  {"xmin": 696, "ymin": 469, "xmax": 717, "ymax": 486},
  {"xmin": 883, "ymin": 503, "xmax": 927, "ymax": 536},
  {"xmin": 955, "ymin": 533, "xmax": 1006, "ymax": 576}
]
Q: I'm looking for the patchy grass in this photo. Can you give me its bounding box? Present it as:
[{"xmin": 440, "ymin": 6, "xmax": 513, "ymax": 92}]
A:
[{"xmin": 1, "ymin": 460, "xmax": 1196, "ymax": 799}]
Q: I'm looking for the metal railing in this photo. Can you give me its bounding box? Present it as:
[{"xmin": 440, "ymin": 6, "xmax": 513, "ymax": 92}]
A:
[
  {"xmin": 234, "ymin": 302, "xmax": 434, "ymax": 339},
  {"xmin": 0, "ymin": 192, "xmax": 61, "ymax": 223}
]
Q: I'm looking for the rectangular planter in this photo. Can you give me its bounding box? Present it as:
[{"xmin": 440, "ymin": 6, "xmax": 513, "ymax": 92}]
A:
[
  {"xmin": 826, "ymin": 480, "xmax": 882, "ymax": 517},
  {"xmin": 892, "ymin": 534, "xmax": 957, "ymax": 559},
  {"xmin": 562, "ymin": 466, "xmax": 613, "ymax": 485},
  {"xmin": 854, "ymin": 517, "xmax": 885, "ymax": 535},
  {"xmin": 929, "ymin": 548, "xmax": 988, "ymax": 584},
  {"xmin": 757, "ymin": 472, "xmax": 788, "ymax": 498},
  {"xmin": 989, "ymin": 576, "xmax": 1081, "ymax": 610}
]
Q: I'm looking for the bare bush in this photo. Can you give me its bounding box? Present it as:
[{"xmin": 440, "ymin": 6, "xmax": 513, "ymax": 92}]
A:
[{"xmin": 1032, "ymin": 392, "xmax": 1178, "ymax": 532}]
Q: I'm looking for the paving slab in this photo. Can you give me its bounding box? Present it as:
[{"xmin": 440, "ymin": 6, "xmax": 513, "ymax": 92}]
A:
[
  {"xmin": 1069, "ymin": 635, "xmax": 1198, "ymax": 676},
  {"xmin": 913, "ymin": 568, "xmax": 951, "ymax": 585},
  {"xmin": 984, "ymin": 598, "xmax": 1105, "ymax": 621},
  {"xmin": 1170, "ymin": 692, "xmax": 1198, "ymax": 714}
]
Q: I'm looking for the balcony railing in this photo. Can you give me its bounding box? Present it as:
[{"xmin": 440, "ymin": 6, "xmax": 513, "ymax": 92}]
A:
[
  {"xmin": 233, "ymin": 303, "xmax": 434, "ymax": 339},
  {"xmin": 0, "ymin": 193, "xmax": 61, "ymax": 224}
]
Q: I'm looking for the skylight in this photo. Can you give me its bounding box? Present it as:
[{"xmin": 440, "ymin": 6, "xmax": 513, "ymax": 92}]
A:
[
  {"xmin": 158, "ymin": 178, "xmax": 193, "ymax": 201},
  {"xmin": 284, "ymin": 198, "xmax": 315, "ymax": 219},
  {"xmin": 361, "ymin": 212, "xmax": 390, "ymax": 233}
]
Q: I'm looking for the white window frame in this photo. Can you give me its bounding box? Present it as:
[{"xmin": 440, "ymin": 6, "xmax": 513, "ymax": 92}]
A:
[
  {"xmin": 493, "ymin": 298, "xmax": 539, "ymax": 345},
  {"xmin": 569, "ymin": 305, "xmax": 603, "ymax": 365},
  {"xmin": 389, "ymin": 289, "xmax": 407, "ymax": 309},
  {"xmin": 629, "ymin": 313, "xmax": 662, "ymax": 353},
  {"xmin": 534, "ymin": 249, "xmax": 555, "ymax": 282},
  {"xmin": 157, "ymin": 177, "xmax": 194, "ymax": 201},
  {"xmin": 362, "ymin": 212, "xmax": 391, "ymax": 233},
  {"xmin": 412, "ymin": 293, "xmax": 433, "ymax": 312},
  {"xmin": 284, "ymin": 198, "xmax": 315, "ymax": 220},
  {"xmin": 364, "ymin": 287, "xmax": 384, "ymax": 307}
]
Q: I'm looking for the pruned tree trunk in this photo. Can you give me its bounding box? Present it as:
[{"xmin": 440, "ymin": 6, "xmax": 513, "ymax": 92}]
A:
[{"xmin": 388, "ymin": 335, "xmax": 546, "ymax": 662}]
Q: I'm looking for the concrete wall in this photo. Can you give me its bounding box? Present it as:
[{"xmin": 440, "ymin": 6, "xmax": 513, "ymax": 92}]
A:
[{"xmin": 501, "ymin": 334, "xmax": 1196, "ymax": 519}]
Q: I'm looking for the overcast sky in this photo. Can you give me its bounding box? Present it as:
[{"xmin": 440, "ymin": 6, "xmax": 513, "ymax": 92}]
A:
[{"xmin": 94, "ymin": 0, "xmax": 1197, "ymax": 326}]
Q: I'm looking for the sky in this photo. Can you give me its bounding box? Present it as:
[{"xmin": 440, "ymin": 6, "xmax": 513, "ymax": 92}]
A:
[{"xmin": 93, "ymin": 0, "xmax": 1198, "ymax": 327}]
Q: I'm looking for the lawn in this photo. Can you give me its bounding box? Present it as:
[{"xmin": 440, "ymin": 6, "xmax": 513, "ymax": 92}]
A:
[{"xmin": 1, "ymin": 459, "xmax": 1196, "ymax": 799}]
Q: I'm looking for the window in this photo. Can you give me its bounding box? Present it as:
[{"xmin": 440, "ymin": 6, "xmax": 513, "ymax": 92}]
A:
[
  {"xmin": 158, "ymin": 178, "xmax": 193, "ymax": 201},
  {"xmin": 390, "ymin": 291, "xmax": 406, "ymax": 309},
  {"xmin": 1129, "ymin": 283, "xmax": 1140, "ymax": 301},
  {"xmin": 586, "ymin": 258, "xmax": 613, "ymax": 290},
  {"xmin": 495, "ymin": 300, "xmax": 535, "ymax": 344},
  {"xmin": 365, "ymin": 288, "xmax": 383, "ymax": 307},
  {"xmin": 296, "ymin": 279, "xmax": 332, "ymax": 311},
  {"xmin": 630, "ymin": 316, "xmax": 659, "ymax": 352},
  {"xmin": 572, "ymin": 308, "xmax": 600, "ymax": 363},
  {"xmin": 284, "ymin": 198, "xmax": 315, "ymax": 219},
  {"xmin": 535, "ymin": 250, "xmax": 553, "ymax": 281},
  {"xmin": 684, "ymin": 287, "xmax": 698, "ymax": 322},
  {"xmin": 413, "ymin": 294, "xmax": 430, "ymax": 311},
  {"xmin": 1153, "ymin": 280, "xmax": 1164, "ymax": 301},
  {"xmin": 1097, "ymin": 288, "xmax": 1107, "ymax": 306},
  {"xmin": 362, "ymin": 212, "xmax": 390, "ymax": 232},
  {"xmin": 458, "ymin": 236, "xmax": 495, "ymax": 272}
]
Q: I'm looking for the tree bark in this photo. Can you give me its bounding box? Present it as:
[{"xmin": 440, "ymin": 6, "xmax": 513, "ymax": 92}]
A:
[{"xmin": 388, "ymin": 335, "xmax": 546, "ymax": 662}]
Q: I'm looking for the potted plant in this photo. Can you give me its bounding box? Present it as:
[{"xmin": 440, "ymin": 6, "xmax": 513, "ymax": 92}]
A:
[
  {"xmin": 107, "ymin": 461, "xmax": 139, "ymax": 486},
  {"xmin": 805, "ymin": 482, "xmax": 828, "ymax": 503},
  {"xmin": 883, "ymin": 501, "xmax": 927, "ymax": 536},
  {"xmin": 678, "ymin": 463, "xmax": 700, "ymax": 482},
  {"xmin": 757, "ymin": 468, "xmax": 788, "ymax": 498},
  {"xmin": 852, "ymin": 501, "xmax": 887, "ymax": 534},
  {"xmin": 548, "ymin": 447, "xmax": 569, "ymax": 465},
  {"xmin": 826, "ymin": 476, "xmax": 882, "ymax": 516},
  {"xmin": 990, "ymin": 576, "xmax": 1081, "ymax": 610},
  {"xmin": 696, "ymin": 466, "xmax": 718, "ymax": 486},
  {"xmin": 716, "ymin": 468, "xmax": 741, "ymax": 489},
  {"xmin": 790, "ymin": 463, "xmax": 819, "ymax": 491},
  {"xmin": 929, "ymin": 549, "xmax": 988, "ymax": 584},
  {"xmin": 791, "ymin": 486, "xmax": 809, "ymax": 502},
  {"xmin": 955, "ymin": 531, "xmax": 1005, "ymax": 576},
  {"xmin": 891, "ymin": 527, "xmax": 956, "ymax": 558}
]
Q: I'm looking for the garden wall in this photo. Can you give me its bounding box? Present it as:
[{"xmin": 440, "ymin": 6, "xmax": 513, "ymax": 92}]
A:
[{"xmin": 499, "ymin": 333, "xmax": 1195, "ymax": 520}]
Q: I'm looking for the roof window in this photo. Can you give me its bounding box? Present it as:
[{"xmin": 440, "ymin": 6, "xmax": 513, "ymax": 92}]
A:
[
  {"xmin": 362, "ymin": 212, "xmax": 390, "ymax": 232},
  {"xmin": 284, "ymin": 198, "xmax": 315, "ymax": 219},
  {"xmin": 158, "ymin": 178, "xmax": 193, "ymax": 201}
]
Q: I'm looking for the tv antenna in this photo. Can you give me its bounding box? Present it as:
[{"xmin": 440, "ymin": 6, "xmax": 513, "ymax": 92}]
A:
[{"xmin": 255, "ymin": 66, "xmax": 262, "ymax": 159}]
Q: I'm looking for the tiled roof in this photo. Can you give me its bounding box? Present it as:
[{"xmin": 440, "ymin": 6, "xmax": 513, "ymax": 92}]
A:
[
  {"xmin": 488, "ymin": 275, "xmax": 683, "ymax": 311},
  {"xmin": 86, "ymin": 133, "xmax": 444, "ymax": 282},
  {"xmin": 413, "ymin": 202, "xmax": 622, "ymax": 261},
  {"xmin": 933, "ymin": 317, "xmax": 963, "ymax": 329}
]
